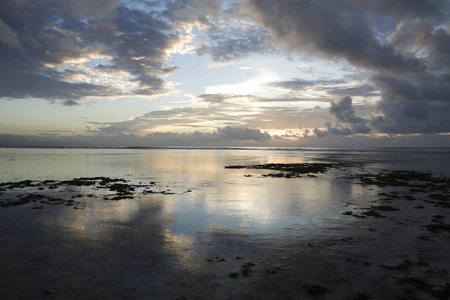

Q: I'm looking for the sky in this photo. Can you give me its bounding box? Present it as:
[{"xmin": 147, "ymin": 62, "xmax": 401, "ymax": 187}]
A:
[{"xmin": 0, "ymin": 0, "xmax": 449, "ymax": 148}]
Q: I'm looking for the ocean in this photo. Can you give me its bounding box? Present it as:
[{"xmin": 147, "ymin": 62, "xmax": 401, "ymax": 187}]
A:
[{"xmin": 1, "ymin": 147, "xmax": 449, "ymax": 299}]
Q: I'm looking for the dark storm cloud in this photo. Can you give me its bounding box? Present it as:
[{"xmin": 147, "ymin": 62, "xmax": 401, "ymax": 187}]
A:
[
  {"xmin": 244, "ymin": 0, "xmax": 427, "ymax": 75},
  {"xmin": 374, "ymin": 76, "xmax": 450, "ymax": 102},
  {"xmin": 330, "ymin": 96, "xmax": 366, "ymax": 124},
  {"xmin": 369, "ymin": 10, "xmax": 450, "ymax": 134},
  {"xmin": 372, "ymin": 99, "xmax": 450, "ymax": 134},
  {"xmin": 314, "ymin": 121, "xmax": 371, "ymax": 137},
  {"xmin": 314, "ymin": 96, "xmax": 371, "ymax": 136},
  {"xmin": 0, "ymin": 0, "xmax": 181, "ymax": 101},
  {"xmin": 388, "ymin": 19, "xmax": 450, "ymax": 69},
  {"xmin": 347, "ymin": 0, "xmax": 447, "ymax": 18},
  {"xmin": 245, "ymin": 0, "xmax": 450, "ymax": 135}
]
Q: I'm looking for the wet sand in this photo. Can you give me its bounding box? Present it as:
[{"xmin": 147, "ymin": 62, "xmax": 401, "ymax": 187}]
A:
[{"xmin": 0, "ymin": 162, "xmax": 449, "ymax": 299}]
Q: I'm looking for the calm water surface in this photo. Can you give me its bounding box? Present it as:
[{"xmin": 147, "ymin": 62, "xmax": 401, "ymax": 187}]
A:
[{"xmin": 1, "ymin": 148, "xmax": 449, "ymax": 299}]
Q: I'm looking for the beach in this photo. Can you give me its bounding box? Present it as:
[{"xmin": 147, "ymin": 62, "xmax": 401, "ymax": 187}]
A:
[{"xmin": 0, "ymin": 148, "xmax": 449, "ymax": 299}]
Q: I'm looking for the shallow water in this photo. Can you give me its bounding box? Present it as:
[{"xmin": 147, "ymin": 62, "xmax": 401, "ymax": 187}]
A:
[{"xmin": 1, "ymin": 148, "xmax": 449, "ymax": 299}]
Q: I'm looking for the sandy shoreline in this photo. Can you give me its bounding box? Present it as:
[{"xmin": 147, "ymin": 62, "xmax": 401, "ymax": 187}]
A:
[{"xmin": 0, "ymin": 163, "xmax": 449, "ymax": 299}]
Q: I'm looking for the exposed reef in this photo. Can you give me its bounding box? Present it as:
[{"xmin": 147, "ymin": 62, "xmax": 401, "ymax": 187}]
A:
[
  {"xmin": 0, "ymin": 177, "xmax": 180, "ymax": 209},
  {"xmin": 225, "ymin": 162, "xmax": 349, "ymax": 178}
]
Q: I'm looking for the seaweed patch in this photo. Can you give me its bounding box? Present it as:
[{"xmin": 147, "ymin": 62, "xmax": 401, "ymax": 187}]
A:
[{"xmin": 0, "ymin": 177, "xmax": 177, "ymax": 209}]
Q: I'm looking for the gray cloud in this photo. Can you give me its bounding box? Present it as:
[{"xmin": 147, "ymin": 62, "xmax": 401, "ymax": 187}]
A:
[
  {"xmin": 314, "ymin": 96, "xmax": 372, "ymax": 137},
  {"xmin": 371, "ymin": 74, "xmax": 450, "ymax": 134},
  {"xmin": 0, "ymin": 19, "xmax": 23, "ymax": 50},
  {"xmin": 96, "ymin": 105, "xmax": 253, "ymax": 135},
  {"xmin": 60, "ymin": 0, "xmax": 119, "ymax": 19},
  {"xmin": 268, "ymin": 78, "xmax": 377, "ymax": 98},
  {"xmin": 388, "ymin": 19, "xmax": 450, "ymax": 71},
  {"xmin": 330, "ymin": 96, "xmax": 366, "ymax": 124},
  {"xmin": 348, "ymin": 0, "xmax": 447, "ymax": 18},
  {"xmin": 325, "ymin": 84, "xmax": 377, "ymax": 97},
  {"xmin": 0, "ymin": 1, "xmax": 180, "ymax": 102},
  {"xmin": 267, "ymin": 79, "xmax": 347, "ymax": 91},
  {"xmin": 197, "ymin": 94, "xmax": 234, "ymax": 103},
  {"xmin": 162, "ymin": 0, "xmax": 279, "ymax": 64},
  {"xmin": 1, "ymin": 0, "xmax": 449, "ymax": 145},
  {"xmin": 244, "ymin": 0, "xmax": 427, "ymax": 75},
  {"xmin": 200, "ymin": 26, "xmax": 278, "ymax": 63},
  {"xmin": 244, "ymin": 0, "xmax": 450, "ymax": 136},
  {"xmin": 374, "ymin": 75, "xmax": 450, "ymax": 102},
  {"xmin": 0, "ymin": 125, "xmax": 270, "ymax": 148},
  {"xmin": 373, "ymin": 98, "xmax": 450, "ymax": 134},
  {"xmin": 0, "ymin": 62, "xmax": 120, "ymax": 100},
  {"xmin": 216, "ymin": 126, "xmax": 271, "ymax": 141}
]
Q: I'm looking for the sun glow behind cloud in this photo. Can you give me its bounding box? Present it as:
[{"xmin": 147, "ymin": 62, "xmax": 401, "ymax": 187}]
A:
[{"xmin": 204, "ymin": 68, "xmax": 281, "ymax": 97}]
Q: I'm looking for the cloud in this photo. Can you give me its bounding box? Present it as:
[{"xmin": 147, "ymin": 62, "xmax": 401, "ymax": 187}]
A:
[
  {"xmin": 374, "ymin": 75, "xmax": 450, "ymax": 102},
  {"xmin": 60, "ymin": 0, "xmax": 119, "ymax": 19},
  {"xmin": 387, "ymin": 19, "xmax": 450, "ymax": 74},
  {"xmin": 0, "ymin": 19, "xmax": 23, "ymax": 50},
  {"xmin": 267, "ymin": 79, "xmax": 347, "ymax": 91},
  {"xmin": 370, "ymin": 73, "xmax": 450, "ymax": 134},
  {"xmin": 0, "ymin": 66, "xmax": 120, "ymax": 100},
  {"xmin": 0, "ymin": 125, "xmax": 270, "ymax": 148},
  {"xmin": 330, "ymin": 96, "xmax": 366, "ymax": 124},
  {"xmin": 1, "ymin": 0, "xmax": 449, "ymax": 146},
  {"xmin": 373, "ymin": 98, "xmax": 450, "ymax": 134},
  {"xmin": 0, "ymin": 1, "xmax": 181, "ymax": 102},
  {"xmin": 244, "ymin": 0, "xmax": 426, "ymax": 75},
  {"xmin": 198, "ymin": 25, "xmax": 278, "ymax": 63},
  {"xmin": 348, "ymin": 0, "xmax": 447, "ymax": 18},
  {"xmin": 244, "ymin": 0, "xmax": 450, "ymax": 137},
  {"xmin": 216, "ymin": 126, "xmax": 271, "ymax": 141},
  {"xmin": 325, "ymin": 84, "xmax": 377, "ymax": 97},
  {"xmin": 95, "ymin": 104, "xmax": 259, "ymax": 136},
  {"xmin": 162, "ymin": 0, "xmax": 280, "ymax": 64},
  {"xmin": 197, "ymin": 93, "xmax": 233, "ymax": 103},
  {"xmin": 314, "ymin": 96, "xmax": 372, "ymax": 136}
]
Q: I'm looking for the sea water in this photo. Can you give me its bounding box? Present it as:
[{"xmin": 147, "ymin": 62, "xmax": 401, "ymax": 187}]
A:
[
  {"xmin": 1, "ymin": 147, "xmax": 449, "ymax": 299},
  {"xmin": 0, "ymin": 147, "xmax": 449, "ymax": 237}
]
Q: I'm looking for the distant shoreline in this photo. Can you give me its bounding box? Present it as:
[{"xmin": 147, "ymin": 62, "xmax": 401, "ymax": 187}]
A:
[{"xmin": 1, "ymin": 146, "xmax": 450, "ymax": 153}]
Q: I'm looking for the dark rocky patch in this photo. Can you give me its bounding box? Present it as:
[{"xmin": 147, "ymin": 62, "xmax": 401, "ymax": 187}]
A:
[
  {"xmin": 354, "ymin": 170, "xmax": 450, "ymax": 196},
  {"xmin": 265, "ymin": 266, "xmax": 283, "ymax": 275},
  {"xmin": 356, "ymin": 170, "xmax": 436, "ymax": 187},
  {"xmin": 225, "ymin": 163, "xmax": 346, "ymax": 178},
  {"xmin": 240, "ymin": 262, "xmax": 255, "ymax": 277},
  {"xmin": 370, "ymin": 205, "xmax": 399, "ymax": 211},
  {"xmin": 301, "ymin": 284, "xmax": 330, "ymax": 296},
  {"xmin": 346, "ymin": 293, "xmax": 372, "ymax": 300},
  {"xmin": 361, "ymin": 210, "xmax": 385, "ymax": 219},
  {"xmin": 0, "ymin": 177, "xmax": 176, "ymax": 209},
  {"xmin": 60, "ymin": 177, "xmax": 127, "ymax": 187},
  {"xmin": 0, "ymin": 180, "xmax": 36, "ymax": 189},
  {"xmin": 382, "ymin": 260, "xmax": 413, "ymax": 272},
  {"xmin": 423, "ymin": 215, "xmax": 450, "ymax": 233}
]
